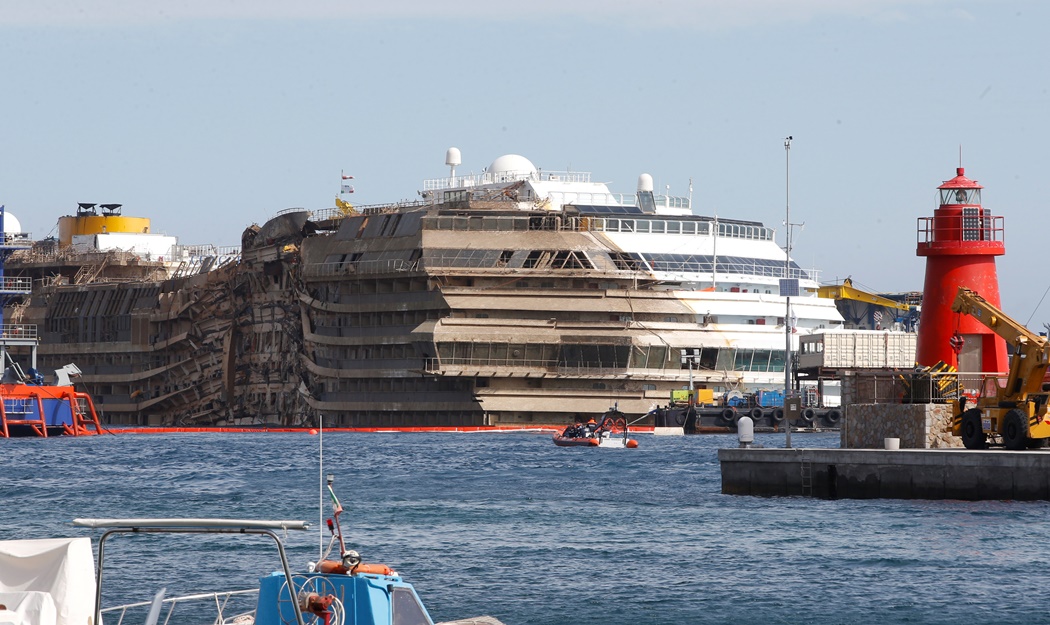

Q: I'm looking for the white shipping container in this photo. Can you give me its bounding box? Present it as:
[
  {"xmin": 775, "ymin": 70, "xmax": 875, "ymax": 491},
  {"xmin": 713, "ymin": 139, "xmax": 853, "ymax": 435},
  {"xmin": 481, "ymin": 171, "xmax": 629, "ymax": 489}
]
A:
[{"xmin": 800, "ymin": 331, "xmax": 916, "ymax": 369}]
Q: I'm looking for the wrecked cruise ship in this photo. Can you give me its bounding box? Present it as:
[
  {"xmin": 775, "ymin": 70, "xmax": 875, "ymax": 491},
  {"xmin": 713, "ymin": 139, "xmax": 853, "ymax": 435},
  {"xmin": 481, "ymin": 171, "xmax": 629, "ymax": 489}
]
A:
[{"xmin": 6, "ymin": 149, "xmax": 844, "ymax": 427}]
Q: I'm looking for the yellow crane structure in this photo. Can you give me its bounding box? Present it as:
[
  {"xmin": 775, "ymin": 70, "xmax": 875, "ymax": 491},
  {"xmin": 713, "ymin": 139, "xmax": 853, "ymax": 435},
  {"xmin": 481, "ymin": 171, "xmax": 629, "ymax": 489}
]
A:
[
  {"xmin": 950, "ymin": 286, "xmax": 1050, "ymax": 449},
  {"xmin": 817, "ymin": 278, "xmax": 915, "ymax": 329}
]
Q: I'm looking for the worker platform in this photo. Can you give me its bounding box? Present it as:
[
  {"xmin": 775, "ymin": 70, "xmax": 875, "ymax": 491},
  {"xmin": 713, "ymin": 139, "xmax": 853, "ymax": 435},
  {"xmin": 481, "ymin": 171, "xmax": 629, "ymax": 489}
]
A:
[{"xmin": 719, "ymin": 447, "xmax": 1050, "ymax": 501}]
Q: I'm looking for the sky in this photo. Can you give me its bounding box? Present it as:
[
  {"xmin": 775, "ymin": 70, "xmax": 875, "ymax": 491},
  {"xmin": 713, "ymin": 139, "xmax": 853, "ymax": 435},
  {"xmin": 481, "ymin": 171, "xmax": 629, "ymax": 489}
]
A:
[{"xmin": 2, "ymin": 0, "xmax": 1049, "ymax": 324}]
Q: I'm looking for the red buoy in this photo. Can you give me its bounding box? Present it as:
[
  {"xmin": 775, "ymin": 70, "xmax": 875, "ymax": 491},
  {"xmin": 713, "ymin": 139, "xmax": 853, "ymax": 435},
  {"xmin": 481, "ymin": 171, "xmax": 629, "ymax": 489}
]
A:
[{"xmin": 915, "ymin": 167, "xmax": 1008, "ymax": 373}]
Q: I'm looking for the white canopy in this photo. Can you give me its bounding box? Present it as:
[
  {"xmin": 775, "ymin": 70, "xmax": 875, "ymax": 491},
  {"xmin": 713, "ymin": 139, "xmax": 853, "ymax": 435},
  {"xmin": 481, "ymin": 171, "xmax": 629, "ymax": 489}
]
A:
[{"xmin": 0, "ymin": 537, "xmax": 95, "ymax": 625}]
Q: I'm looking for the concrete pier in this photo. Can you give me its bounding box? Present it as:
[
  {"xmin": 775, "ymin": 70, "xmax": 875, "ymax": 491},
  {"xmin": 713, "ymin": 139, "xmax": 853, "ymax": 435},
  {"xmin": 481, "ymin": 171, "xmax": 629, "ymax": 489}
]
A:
[{"xmin": 719, "ymin": 447, "xmax": 1050, "ymax": 500}]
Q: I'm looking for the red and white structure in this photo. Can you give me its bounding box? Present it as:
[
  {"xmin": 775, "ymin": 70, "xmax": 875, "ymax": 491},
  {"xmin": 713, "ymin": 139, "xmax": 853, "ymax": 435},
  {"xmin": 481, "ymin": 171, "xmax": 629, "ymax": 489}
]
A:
[{"xmin": 915, "ymin": 167, "xmax": 1008, "ymax": 372}]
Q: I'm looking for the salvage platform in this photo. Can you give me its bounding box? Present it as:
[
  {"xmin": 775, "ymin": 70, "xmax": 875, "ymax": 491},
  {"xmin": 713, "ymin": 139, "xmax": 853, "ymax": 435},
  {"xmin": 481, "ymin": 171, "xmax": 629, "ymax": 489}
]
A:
[{"xmin": 719, "ymin": 447, "xmax": 1050, "ymax": 501}]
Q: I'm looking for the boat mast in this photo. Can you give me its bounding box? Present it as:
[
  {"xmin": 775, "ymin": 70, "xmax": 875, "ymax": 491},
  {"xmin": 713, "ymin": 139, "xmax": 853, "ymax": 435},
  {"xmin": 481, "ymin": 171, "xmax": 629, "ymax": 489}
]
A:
[{"xmin": 783, "ymin": 136, "xmax": 793, "ymax": 449}]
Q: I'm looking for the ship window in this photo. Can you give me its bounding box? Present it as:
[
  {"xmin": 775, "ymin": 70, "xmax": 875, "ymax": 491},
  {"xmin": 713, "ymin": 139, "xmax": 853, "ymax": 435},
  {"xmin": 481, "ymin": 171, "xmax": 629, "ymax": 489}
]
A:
[
  {"xmin": 715, "ymin": 348, "xmax": 736, "ymax": 371},
  {"xmin": 769, "ymin": 350, "xmax": 786, "ymax": 372},
  {"xmin": 751, "ymin": 349, "xmax": 772, "ymax": 372},
  {"xmin": 392, "ymin": 588, "xmax": 430, "ymax": 625}
]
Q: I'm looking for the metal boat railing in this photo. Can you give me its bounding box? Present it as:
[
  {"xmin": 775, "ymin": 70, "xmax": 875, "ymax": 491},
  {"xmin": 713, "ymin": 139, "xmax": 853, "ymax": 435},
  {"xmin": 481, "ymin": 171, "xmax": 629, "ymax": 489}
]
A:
[{"xmin": 100, "ymin": 589, "xmax": 259, "ymax": 625}]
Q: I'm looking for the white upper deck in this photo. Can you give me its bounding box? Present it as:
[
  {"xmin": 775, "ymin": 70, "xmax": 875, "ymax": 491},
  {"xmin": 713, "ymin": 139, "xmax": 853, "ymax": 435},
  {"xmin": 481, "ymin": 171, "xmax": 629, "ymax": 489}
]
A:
[{"xmin": 422, "ymin": 152, "xmax": 692, "ymax": 215}]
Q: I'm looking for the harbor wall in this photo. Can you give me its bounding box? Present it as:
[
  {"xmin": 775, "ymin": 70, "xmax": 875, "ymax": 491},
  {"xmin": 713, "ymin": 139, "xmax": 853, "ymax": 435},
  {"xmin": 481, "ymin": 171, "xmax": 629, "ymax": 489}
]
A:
[
  {"xmin": 719, "ymin": 448, "xmax": 1050, "ymax": 500},
  {"xmin": 840, "ymin": 403, "xmax": 962, "ymax": 449}
]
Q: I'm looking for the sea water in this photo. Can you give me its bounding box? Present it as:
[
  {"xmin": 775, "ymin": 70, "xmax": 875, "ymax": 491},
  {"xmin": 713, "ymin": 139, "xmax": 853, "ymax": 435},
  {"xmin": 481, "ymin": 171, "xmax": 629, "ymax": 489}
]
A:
[{"xmin": 3, "ymin": 431, "xmax": 1049, "ymax": 625}]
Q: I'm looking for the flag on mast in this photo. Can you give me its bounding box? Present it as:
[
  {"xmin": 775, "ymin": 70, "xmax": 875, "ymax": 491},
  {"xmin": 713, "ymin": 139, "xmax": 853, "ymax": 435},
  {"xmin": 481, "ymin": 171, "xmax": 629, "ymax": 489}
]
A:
[{"xmin": 326, "ymin": 483, "xmax": 343, "ymax": 514}]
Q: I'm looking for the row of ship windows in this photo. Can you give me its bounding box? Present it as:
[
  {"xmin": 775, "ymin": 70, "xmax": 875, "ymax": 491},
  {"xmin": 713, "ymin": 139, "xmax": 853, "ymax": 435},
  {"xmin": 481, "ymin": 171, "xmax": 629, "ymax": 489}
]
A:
[
  {"xmin": 423, "ymin": 248, "xmax": 806, "ymax": 279},
  {"xmin": 583, "ymin": 218, "xmax": 774, "ymax": 241},
  {"xmin": 424, "ymin": 213, "xmax": 774, "ymax": 242},
  {"xmin": 432, "ymin": 342, "xmax": 788, "ymax": 373}
]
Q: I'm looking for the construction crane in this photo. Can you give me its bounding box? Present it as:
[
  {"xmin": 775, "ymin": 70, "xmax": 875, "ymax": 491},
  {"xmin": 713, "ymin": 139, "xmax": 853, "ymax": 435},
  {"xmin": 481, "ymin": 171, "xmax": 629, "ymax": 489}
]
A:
[
  {"xmin": 950, "ymin": 286, "xmax": 1050, "ymax": 450},
  {"xmin": 817, "ymin": 278, "xmax": 916, "ymax": 329}
]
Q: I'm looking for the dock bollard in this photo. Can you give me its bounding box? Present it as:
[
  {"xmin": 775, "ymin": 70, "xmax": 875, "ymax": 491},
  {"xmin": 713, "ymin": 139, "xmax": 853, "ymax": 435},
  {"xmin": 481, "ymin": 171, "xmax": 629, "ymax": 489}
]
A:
[
  {"xmin": 737, "ymin": 416, "xmax": 754, "ymax": 448},
  {"xmin": 884, "ymin": 437, "xmax": 900, "ymax": 450}
]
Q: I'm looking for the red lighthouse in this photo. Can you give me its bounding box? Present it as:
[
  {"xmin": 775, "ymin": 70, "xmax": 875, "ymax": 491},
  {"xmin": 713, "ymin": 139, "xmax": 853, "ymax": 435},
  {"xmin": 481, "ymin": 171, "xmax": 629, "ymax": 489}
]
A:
[{"xmin": 915, "ymin": 167, "xmax": 1008, "ymax": 372}]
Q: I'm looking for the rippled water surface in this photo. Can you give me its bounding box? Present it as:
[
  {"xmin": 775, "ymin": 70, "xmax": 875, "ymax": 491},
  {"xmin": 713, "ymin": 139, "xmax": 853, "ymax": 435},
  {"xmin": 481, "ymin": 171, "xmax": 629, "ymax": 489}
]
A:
[{"xmin": 4, "ymin": 431, "xmax": 1050, "ymax": 624}]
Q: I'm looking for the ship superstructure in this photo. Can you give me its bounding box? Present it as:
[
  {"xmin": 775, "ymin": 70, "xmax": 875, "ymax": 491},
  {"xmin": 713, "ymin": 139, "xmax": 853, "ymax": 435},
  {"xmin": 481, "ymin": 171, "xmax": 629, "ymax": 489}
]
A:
[{"xmin": 9, "ymin": 150, "xmax": 844, "ymax": 427}]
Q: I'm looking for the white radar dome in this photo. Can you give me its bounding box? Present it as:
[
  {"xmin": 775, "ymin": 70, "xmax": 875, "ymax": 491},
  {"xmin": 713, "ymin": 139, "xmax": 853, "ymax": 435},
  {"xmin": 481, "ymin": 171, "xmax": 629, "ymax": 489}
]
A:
[
  {"xmin": 637, "ymin": 173, "xmax": 654, "ymax": 193},
  {"xmin": 445, "ymin": 147, "xmax": 462, "ymax": 167},
  {"xmin": 488, "ymin": 154, "xmax": 537, "ymax": 177},
  {"xmin": 3, "ymin": 212, "xmax": 22, "ymax": 234}
]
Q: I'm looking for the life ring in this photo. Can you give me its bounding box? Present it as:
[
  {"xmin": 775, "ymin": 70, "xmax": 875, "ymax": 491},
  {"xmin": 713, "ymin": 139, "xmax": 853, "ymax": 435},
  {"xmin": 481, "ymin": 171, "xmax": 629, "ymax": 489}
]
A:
[
  {"xmin": 772, "ymin": 408, "xmax": 784, "ymax": 423},
  {"xmin": 825, "ymin": 409, "xmax": 842, "ymax": 424},
  {"xmin": 719, "ymin": 408, "xmax": 736, "ymax": 425},
  {"xmin": 801, "ymin": 408, "xmax": 815, "ymax": 423},
  {"xmin": 749, "ymin": 407, "xmax": 763, "ymax": 420}
]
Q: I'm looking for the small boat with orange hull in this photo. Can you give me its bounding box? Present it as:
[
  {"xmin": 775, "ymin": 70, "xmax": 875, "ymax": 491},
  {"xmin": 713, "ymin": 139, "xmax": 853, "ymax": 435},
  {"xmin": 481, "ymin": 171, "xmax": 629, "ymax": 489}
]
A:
[{"xmin": 553, "ymin": 408, "xmax": 639, "ymax": 448}]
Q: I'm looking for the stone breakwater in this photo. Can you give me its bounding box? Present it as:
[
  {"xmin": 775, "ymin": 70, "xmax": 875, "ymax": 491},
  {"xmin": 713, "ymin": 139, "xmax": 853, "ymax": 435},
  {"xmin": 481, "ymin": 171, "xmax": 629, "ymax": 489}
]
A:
[{"xmin": 840, "ymin": 403, "xmax": 963, "ymax": 449}]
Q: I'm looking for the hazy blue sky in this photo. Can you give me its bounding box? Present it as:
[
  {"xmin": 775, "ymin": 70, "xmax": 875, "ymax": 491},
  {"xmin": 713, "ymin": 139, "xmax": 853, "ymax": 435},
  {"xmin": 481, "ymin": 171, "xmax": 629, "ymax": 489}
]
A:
[{"xmin": 3, "ymin": 1, "xmax": 1049, "ymax": 322}]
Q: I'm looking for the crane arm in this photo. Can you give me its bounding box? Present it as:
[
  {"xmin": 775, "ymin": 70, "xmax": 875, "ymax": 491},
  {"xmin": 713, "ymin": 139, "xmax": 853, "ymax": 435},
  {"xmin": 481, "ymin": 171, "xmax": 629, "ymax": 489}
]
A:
[
  {"xmin": 817, "ymin": 279, "xmax": 911, "ymax": 313},
  {"xmin": 950, "ymin": 286, "xmax": 1050, "ymax": 400}
]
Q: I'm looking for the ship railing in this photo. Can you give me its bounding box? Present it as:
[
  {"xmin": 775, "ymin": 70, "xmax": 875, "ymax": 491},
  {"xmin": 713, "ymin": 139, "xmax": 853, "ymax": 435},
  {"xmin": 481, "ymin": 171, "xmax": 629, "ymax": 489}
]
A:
[
  {"xmin": 2, "ymin": 232, "xmax": 33, "ymax": 248},
  {"xmin": 425, "ymin": 356, "xmax": 560, "ymax": 373},
  {"xmin": 645, "ymin": 259, "xmax": 819, "ymax": 283},
  {"xmin": 303, "ymin": 258, "xmax": 421, "ymax": 277},
  {"xmin": 100, "ymin": 588, "xmax": 259, "ymax": 625},
  {"xmin": 172, "ymin": 244, "xmax": 241, "ymax": 259},
  {"xmin": 422, "ymin": 169, "xmax": 594, "ymax": 191},
  {"xmin": 0, "ymin": 324, "xmax": 38, "ymax": 341},
  {"xmin": 0, "ymin": 276, "xmax": 33, "ymax": 293},
  {"xmin": 426, "ymin": 357, "xmax": 636, "ymax": 376},
  {"xmin": 306, "ymin": 202, "xmax": 428, "ymax": 223},
  {"xmin": 572, "ymin": 214, "xmax": 771, "ymax": 239},
  {"xmin": 423, "ymin": 214, "xmax": 565, "ymax": 232}
]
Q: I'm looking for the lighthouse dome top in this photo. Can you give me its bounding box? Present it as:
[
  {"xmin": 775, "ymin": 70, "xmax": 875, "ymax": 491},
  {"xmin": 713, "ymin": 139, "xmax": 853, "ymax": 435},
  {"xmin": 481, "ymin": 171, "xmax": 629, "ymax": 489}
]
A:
[
  {"xmin": 938, "ymin": 167, "xmax": 984, "ymax": 190},
  {"xmin": 937, "ymin": 167, "xmax": 983, "ymax": 206}
]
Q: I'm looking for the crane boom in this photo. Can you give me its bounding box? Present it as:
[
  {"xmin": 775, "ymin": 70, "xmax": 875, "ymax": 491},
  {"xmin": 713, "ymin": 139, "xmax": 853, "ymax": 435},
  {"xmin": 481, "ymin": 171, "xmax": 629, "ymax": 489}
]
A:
[
  {"xmin": 950, "ymin": 287, "xmax": 1050, "ymax": 401},
  {"xmin": 950, "ymin": 286, "xmax": 1050, "ymax": 449}
]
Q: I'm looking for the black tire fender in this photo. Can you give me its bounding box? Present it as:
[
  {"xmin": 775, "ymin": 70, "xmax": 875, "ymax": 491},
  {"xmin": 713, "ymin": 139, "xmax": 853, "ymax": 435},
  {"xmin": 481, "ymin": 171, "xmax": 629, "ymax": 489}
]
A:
[{"xmin": 720, "ymin": 408, "xmax": 736, "ymax": 425}]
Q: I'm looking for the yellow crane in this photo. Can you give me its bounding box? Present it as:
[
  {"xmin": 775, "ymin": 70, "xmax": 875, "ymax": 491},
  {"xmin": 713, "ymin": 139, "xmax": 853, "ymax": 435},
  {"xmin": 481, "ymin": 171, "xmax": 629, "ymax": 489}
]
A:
[
  {"xmin": 950, "ymin": 286, "xmax": 1050, "ymax": 449},
  {"xmin": 817, "ymin": 278, "xmax": 915, "ymax": 330}
]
